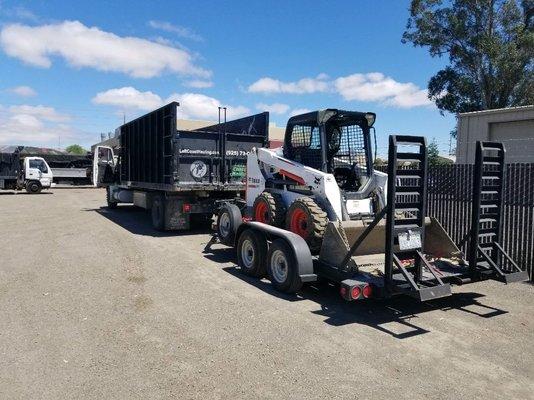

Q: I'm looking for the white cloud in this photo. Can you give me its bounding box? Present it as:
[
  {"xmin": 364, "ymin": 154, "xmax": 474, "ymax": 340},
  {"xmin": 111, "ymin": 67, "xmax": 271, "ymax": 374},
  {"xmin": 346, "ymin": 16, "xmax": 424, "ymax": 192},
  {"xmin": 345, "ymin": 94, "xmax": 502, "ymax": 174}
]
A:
[
  {"xmin": 248, "ymin": 74, "xmax": 330, "ymax": 94},
  {"xmin": 289, "ymin": 108, "xmax": 311, "ymax": 117},
  {"xmin": 148, "ymin": 20, "xmax": 203, "ymax": 42},
  {"xmin": 256, "ymin": 103, "xmax": 290, "ymax": 114},
  {"xmin": 8, "ymin": 105, "xmax": 70, "ymax": 122},
  {"xmin": 0, "ymin": 20, "xmax": 210, "ymax": 79},
  {"xmin": 92, "ymin": 87, "xmax": 250, "ymax": 121},
  {"xmin": 248, "ymin": 72, "xmax": 431, "ymax": 109},
  {"xmin": 0, "ymin": 104, "xmax": 79, "ymax": 147},
  {"xmin": 184, "ymin": 79, "xmax": 214, "ymax": 88},
  {"xmin": 92, "ymin": 87, "xmax": 163, "ymax": 111},
  {"xmin": 334, "ymin": 73, "xmax": 432, "ymax": 108},
  {"xmin": 8, "ymin": 85, "xmax": 37, "ymax": 97},
  {"xmin": 167, "ymin": 93, "xmax": 250, "ymax": 120}
]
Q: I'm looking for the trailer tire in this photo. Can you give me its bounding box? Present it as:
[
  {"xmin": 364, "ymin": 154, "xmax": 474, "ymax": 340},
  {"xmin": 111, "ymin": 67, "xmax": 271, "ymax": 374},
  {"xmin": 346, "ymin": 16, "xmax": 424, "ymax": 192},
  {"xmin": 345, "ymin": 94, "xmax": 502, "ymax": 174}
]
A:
[
  {"xmin": 286, "ymin": 197, "xmax": 327, "ymax": 252},
  {"xmin": 267, "ymin": 238, "xmax": 302, "ymax": 293},
  {"xmin": 217, "ymin": 203, "xmax": 242, "ymax": 245},
  {"xmin": 253, "ymin": 191, "xmax": 285, "ymax": 227},
  {"xmin": 237, "ymin": 229, "xmax": 268, "ymax": 277},
  {"xmin": 25, "ymin": 180, "xmax": 42, "ymax": 194},
  {"xmin": 106, "ymin": 187, "xmax": 118, "ymax": 209},
  {"xmin": 151, "ymin": 196, "xmax": 165, "ymax": 230}
]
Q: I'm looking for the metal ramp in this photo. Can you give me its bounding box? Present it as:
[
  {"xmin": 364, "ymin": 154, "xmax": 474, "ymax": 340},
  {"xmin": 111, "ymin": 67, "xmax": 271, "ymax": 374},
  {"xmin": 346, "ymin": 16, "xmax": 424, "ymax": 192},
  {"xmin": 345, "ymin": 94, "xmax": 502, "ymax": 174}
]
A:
[
  {"xmin": 384, "ymin": 135, "xmax": 451, "ymax": 301},
  {"xmin": 466, "ymin": 142, "xmax": 528, "ymax": 283}
]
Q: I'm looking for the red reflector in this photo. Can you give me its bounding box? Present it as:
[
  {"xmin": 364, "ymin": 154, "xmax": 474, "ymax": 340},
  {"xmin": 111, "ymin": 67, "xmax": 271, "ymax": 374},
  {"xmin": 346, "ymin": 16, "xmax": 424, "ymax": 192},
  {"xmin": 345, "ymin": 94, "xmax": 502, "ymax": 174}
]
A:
[
  {"xmin": 183, "ymin": 204, "xmax": 192, "ymax": 213},
  {"xmin": 362, "ymin": 284, "xmax": 372, "ymax": 298},
  {"xmin": 351, "ymin": 286, "xmax": 361, "ymax": 299}
]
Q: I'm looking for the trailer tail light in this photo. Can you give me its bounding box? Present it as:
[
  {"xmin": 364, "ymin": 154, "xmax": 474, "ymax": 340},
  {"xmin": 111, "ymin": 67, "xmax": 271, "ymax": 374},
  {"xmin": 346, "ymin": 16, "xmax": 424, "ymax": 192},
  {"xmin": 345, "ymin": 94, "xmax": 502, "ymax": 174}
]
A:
[
  {"xmin": 350, "ymin": 286, "xmax": 361, "ymax": 300},
  {"xmin": 362, "ymin": 284, "xmax": 372, "ymax": 298},
  {"xmin": 183, "ymin": 203, "xmax": 192, "ymax": 213},
  {"xmin": 340, "ymin": 286, "xmax": 348, "ymax": 298}
]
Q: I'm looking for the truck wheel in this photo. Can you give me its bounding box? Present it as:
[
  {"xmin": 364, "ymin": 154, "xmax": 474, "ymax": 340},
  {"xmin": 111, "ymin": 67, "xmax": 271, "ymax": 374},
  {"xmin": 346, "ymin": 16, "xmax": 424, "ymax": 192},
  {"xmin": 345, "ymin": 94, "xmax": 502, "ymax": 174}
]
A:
[
  {"xmin": 267, "ymin": 238, "xmax": 302, "ymax": 293},
  {"xmin": 236, "ymin": 229, "xmax": 268, "ymax": 277},
  {"xmin": 151, "ymin": 196, "xmax": 165, "ymax": 230},
  {"xmin": 217, "ymin": 204, "xmax": 241, "ymax": 245},
  {"xmin": 25, "ymin": 181, "xmax": 42, "ymax": 194},
  {"xmin": 253, "ymin": 192, "xmax": 285, "ymax": 227},
  {"xmin": 106, "ymin": 187, "xmax": 118, "ymax": 209},
  {"xmin": 286, "ymin": 197, "xmax": 327, "ymax": 253}
]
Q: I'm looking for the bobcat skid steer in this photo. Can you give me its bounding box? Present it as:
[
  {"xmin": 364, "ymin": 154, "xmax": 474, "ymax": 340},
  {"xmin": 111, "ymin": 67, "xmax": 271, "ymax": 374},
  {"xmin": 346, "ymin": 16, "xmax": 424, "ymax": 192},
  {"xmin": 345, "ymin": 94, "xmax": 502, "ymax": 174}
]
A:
[{"xmin": 214, "ymin": 109, "xmax": 528, "ymax": 301}]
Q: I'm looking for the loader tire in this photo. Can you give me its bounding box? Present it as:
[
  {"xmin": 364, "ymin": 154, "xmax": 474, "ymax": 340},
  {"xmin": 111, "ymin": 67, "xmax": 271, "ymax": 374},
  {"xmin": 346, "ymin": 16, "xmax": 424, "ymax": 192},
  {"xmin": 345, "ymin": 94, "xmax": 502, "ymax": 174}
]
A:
[
  {"xmin": 106, "ymin": 187, "xmax": 118, "ymax": 209},
  {"xmin": 253, "ymin": 192, "xmax": 285, "ymax": 227},
  {"xmin": 286, "ymin": 197, "xmax": 327, "ymax": 253}
]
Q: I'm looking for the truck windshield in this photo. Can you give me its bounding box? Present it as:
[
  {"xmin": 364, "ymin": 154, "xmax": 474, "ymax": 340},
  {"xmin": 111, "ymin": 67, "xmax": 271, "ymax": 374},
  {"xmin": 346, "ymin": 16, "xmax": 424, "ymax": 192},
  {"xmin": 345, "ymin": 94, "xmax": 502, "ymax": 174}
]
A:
[{"xmin": 29, "ymin": 159, "xmax": 48, "ymax": 173}]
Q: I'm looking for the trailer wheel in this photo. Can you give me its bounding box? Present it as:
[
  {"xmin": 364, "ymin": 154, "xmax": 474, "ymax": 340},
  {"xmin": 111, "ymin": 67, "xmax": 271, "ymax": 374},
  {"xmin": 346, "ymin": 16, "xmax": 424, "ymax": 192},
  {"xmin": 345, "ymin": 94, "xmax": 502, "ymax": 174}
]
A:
[
  {"xmin": 151, "ymin": 196, "xmax": 165, "ymax": 230},
  {"xmin": 25, "ymin": 180, "xmax": 42, "ymax": 194},
  {"xmin": 217, "ymin": 203, "xmax": 242, "ymax": 245},
  {"xmin": 253, "ymin": 192, "xmax": 285, "ymax": 227},
  {"xmin": 286, "ymin": 197, "xmax": 327, "ymax": 252},
  {"xmin": 267, "ymin": 238, "xmax": 302, "ymax": 293},
  {"xmin": 106, "ymin": 187, "xmax": 118, "ymax": 209},
  {"xmin": 236, "ymin": 229, "xmax": 268, "ymax": 277}
]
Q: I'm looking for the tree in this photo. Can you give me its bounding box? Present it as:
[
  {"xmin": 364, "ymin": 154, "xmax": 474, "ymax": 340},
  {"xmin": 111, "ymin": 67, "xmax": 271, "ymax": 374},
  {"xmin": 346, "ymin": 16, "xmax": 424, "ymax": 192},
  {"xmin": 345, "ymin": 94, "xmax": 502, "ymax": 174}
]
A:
[
  {"xmin": 65, "ymin": 144, "xmax": 87, "ymax": 155},
  {"xmin": 428, "ymin": 139, "xmax": 441, "ymax": 165},
  {"xmin": 403, "ymin": 0, "xmax": 534, "ymax": 115}
]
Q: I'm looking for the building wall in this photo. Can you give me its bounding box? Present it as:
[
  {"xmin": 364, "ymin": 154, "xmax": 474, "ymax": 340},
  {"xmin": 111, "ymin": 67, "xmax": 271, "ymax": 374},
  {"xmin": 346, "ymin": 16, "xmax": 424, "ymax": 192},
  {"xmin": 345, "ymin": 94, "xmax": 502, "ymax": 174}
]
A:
[{"xmin": 456, "ymin": 105, "xmax": 534, "ymax": 163}]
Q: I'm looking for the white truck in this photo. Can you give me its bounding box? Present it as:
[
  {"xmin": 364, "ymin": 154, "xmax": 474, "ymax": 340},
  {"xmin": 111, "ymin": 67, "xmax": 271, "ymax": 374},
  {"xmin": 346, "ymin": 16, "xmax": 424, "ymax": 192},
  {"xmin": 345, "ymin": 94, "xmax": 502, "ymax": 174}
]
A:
[{"xmin": 0, "ymin": 148, "xmax": 54, "ymax": 193}]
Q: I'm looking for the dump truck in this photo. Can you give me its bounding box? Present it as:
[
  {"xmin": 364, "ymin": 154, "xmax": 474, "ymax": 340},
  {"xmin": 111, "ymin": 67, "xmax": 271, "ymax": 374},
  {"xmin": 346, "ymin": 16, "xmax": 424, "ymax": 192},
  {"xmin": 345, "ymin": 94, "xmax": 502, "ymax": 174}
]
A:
[
  {"xmin": 0, "ymin": 147, "xmax": 54, "ymax": 193},
  {"xmin": 210, "ymin": 109, "xmax": 528, "ymax": 302},
  {"xmin": 94, "ymin": 102, "xmax": 268, "ymax": 230}
]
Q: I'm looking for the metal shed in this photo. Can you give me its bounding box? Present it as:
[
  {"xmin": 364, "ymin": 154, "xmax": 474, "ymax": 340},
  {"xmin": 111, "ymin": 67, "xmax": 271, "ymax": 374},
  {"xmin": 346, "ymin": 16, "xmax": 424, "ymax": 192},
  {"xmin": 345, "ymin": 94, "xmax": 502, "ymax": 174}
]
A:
[{"xmin": 456, "ymin": 105, "xmax": 534, "ymax": 163}]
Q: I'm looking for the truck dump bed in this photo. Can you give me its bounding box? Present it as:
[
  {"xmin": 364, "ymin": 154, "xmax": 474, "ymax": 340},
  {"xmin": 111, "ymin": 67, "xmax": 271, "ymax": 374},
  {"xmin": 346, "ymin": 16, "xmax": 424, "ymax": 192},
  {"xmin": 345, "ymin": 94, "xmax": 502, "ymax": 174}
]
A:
[
  {"xmin": 0, "ymin": 151, "xmax": 20, "ymax": 180},
  {"xmin": 118, "ymin": 102, "xmax": 268, "ymax": 191}
]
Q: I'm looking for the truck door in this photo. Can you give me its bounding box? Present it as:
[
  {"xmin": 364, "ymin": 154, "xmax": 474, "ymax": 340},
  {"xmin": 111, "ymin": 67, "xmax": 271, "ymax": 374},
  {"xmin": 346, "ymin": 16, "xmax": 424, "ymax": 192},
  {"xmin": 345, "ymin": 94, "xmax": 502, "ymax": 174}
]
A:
[{"xmin": 93, "ymin": 146, "xmax": 115, "ymax": 187}]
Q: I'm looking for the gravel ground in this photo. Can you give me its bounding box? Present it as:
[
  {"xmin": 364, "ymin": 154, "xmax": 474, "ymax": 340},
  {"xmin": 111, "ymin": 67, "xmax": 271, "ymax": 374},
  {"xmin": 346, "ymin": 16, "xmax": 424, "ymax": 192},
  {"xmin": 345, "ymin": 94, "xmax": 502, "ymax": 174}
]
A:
[{"xmin": 0, "ymin": 188, "xmax": 533, "ymax": 400}]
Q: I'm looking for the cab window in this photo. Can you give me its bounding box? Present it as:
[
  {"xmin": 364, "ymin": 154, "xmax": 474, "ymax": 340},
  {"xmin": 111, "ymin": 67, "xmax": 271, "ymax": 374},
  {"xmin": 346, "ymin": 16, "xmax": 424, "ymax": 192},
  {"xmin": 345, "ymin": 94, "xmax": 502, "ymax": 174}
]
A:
[{"xmin": 29, "ymin": 159, "xmax": 48, "ymax": 173}]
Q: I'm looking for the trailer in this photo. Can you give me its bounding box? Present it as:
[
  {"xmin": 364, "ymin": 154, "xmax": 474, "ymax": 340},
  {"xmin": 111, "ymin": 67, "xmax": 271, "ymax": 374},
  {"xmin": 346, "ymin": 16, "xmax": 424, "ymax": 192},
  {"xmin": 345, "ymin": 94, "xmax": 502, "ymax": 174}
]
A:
[
  {"xmin": 0, "ymin": 147, "xmax": 54, "ymax": 193},
  {"xmin": 208, "ymin": 109, "xmax": 528, "ymax": 302},
  {"xmin": 94, "ymin": 102, "xmax": 268, "ymax": 230}
]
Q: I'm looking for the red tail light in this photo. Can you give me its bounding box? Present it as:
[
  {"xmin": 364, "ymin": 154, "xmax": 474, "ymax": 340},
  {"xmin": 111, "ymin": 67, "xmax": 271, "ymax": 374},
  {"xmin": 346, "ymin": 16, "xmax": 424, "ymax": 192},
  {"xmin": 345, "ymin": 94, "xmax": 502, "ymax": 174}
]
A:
[
  {"xmin": 183, "ymin": 203, "xmax": 192, "ymax": 213},
  {"xmin": 362, "ymin": 284, "xmax": 372, "ymax": 298},
  {"xmin": 340, "ymin": 286, "xmax": 348, "ymax": 298},
  {"xmin": 351, "ymin": 286, "xmax": 361, "ymax": 299}
]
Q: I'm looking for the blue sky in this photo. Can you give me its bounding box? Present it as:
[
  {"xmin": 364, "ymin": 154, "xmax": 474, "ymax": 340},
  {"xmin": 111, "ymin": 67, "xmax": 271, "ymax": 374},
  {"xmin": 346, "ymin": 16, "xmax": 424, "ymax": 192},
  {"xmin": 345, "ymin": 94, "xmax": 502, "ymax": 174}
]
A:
[{"xmin": 0, "ymin": 0, "xmax": 456, "ymax": 156}]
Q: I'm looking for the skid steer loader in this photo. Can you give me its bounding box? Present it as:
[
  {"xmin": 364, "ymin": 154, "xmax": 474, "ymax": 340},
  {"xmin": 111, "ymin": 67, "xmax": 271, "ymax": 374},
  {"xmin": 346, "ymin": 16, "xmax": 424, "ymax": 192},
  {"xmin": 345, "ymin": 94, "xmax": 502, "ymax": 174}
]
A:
[{"xmin": 212, "ymin": 109, "xmax": 528, "ymax": 301}]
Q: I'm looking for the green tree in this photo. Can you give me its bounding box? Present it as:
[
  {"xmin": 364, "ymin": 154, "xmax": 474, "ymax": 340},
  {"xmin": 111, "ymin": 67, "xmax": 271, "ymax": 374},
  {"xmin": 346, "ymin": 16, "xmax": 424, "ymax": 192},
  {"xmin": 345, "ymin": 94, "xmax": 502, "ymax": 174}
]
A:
[
  {"xmin": 428, "ymin": 139, "xmax": 441, "ymax": 165},
  {"xmin": 65, "ymin": 144, "xmax": 87, "ymax": 155},
  {"xmin": 403, "ymin": 0, "xmax": 534, "ymax": 115}
]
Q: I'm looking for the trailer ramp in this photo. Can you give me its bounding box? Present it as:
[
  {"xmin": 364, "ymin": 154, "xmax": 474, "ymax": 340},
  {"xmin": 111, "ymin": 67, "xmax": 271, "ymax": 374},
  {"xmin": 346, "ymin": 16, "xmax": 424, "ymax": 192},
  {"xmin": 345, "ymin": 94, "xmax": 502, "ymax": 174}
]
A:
[{"xmin": 464, "ymin": 142, "xmax": 528, "ymax": 283}]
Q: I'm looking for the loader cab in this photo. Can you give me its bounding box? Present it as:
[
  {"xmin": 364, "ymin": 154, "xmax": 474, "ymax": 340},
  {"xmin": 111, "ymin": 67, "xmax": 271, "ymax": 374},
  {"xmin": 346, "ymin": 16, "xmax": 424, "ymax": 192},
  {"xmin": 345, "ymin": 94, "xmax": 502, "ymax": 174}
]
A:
[{"xmin": 283, "ymin": 109, "xmax": 375, "ymax": 193}]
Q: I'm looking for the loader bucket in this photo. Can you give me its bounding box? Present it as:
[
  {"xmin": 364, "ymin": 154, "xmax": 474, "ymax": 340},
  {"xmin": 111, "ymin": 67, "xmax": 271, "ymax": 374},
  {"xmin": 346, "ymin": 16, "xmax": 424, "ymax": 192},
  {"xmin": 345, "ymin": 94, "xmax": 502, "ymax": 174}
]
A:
[{"xmin": 319, "ymin": 217, "xmax": 462, "ymax": 268}]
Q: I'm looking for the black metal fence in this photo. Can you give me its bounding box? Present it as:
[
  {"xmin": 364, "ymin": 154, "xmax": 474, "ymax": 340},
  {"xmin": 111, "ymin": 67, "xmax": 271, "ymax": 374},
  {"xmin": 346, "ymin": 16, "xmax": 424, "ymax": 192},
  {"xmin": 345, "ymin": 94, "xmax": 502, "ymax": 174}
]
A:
[{"xmin": 377, "ymin": 163, "xmax": 534, "ymax": 281}]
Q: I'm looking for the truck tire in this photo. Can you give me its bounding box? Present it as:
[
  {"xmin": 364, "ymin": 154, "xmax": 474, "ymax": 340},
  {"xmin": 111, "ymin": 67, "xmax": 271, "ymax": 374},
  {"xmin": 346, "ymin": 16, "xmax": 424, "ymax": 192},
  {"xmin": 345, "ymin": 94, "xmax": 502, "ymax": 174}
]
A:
[
  {"xmin": 236, "ymin": 229, "xmax": 268, "ymax": 277},
  {"xmin": 285, "ymin": 197, "xmax": 327, "ymax": 253},
  {"xmin": 253, "ymin": 191, "xmax": 285, "ymax": 227},
  {"xmin": 267, "ymin": 238, "xmax": 302, "ymax": 293},
  {"xmin": 25, "ymin": 180, "xmax": 42, "ymax": 194},
  {"xmin": 106, "ymin": 187, "xmax": 118, "ymax": 209},
  {"xmin": 217, "ymin": 204, "xmax": 242, "ymax": 245},
  {"xmin": 151, "ymin": 196, "xmax": 165, "ymax": 230}
]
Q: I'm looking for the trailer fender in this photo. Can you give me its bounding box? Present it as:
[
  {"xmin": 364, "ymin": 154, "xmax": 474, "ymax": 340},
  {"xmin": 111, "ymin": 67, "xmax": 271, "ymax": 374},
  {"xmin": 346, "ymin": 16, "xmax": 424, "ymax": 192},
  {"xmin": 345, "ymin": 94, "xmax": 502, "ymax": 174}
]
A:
[{"xmin": 236, "ymin": 221, "xmax": 316, "ymax": 282}]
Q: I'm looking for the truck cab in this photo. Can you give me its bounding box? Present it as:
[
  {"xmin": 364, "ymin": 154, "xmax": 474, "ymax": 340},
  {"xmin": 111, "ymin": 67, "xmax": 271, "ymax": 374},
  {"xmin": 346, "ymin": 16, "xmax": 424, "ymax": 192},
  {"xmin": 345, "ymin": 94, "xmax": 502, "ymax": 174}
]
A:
[{"xmin": 23, "ymin": 157, "xmax": 54, "ymax": 193}]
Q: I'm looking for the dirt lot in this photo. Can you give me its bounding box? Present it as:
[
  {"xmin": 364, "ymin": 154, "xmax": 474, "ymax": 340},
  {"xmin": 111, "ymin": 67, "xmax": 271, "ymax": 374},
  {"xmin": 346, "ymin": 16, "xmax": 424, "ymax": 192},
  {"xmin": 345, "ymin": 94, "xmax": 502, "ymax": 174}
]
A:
[{"xmin": 0, "ymin": 188, "xmax": 533, "ymax": 400}]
